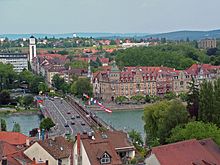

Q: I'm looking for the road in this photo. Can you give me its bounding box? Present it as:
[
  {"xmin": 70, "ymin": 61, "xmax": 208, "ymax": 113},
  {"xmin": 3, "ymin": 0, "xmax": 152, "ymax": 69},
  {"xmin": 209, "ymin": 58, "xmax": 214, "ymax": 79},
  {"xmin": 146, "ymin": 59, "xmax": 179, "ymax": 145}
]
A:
[{"xmin": 43, "ymin": 97, "xmax": 93, "ymax": 138}]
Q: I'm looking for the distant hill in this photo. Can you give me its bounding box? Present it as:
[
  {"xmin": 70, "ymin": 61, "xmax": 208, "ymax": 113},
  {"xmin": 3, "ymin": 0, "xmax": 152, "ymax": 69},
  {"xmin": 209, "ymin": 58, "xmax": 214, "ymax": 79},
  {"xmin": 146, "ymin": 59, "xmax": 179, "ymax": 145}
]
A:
[
  {"xmin": 143, "ymin": 29, "xmax": 220, "ymax": 40},
  {"xmin": 0, "ymin": 29, "xmax": 220, "ymax": 40},
  {"xmin": 0, "ymin": 33, "xmax": 148, "ymax": 40}
]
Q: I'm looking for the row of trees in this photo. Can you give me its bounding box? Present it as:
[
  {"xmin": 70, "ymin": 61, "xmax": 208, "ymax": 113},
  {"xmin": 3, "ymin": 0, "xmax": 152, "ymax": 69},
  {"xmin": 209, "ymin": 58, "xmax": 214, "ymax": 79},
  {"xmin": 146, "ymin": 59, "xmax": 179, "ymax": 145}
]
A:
[{"xmin": 143, "ymin": 78, "xmax": 220, "ymax": 147}]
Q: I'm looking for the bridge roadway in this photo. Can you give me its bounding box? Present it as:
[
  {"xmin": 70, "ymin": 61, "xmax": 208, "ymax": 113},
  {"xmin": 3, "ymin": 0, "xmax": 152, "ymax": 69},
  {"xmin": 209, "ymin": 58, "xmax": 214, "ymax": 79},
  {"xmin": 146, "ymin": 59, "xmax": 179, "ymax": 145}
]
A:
[{"xmin": 43, "ymin": 97, "xmax": 93, "ymax": 137}]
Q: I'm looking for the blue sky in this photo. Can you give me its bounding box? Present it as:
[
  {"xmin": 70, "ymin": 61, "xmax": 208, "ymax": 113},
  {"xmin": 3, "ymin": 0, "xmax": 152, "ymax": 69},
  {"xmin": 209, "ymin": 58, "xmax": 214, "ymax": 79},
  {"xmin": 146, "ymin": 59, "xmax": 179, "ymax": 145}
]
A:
[{"xmin": 0, "ymin": 0, "xmax": 219, "ymax": 34}]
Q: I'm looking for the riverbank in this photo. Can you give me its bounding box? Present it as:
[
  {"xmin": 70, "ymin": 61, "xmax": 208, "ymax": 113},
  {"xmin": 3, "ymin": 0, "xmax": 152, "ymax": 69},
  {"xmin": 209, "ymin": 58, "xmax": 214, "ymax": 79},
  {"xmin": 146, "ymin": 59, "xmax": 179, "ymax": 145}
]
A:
[
  {"xmin": 0, "ymin": 107, "xmax": 40, "ymax": 116},
  {"xmin": 86, "ymin": 103, "xmax": 149, "ymax": 111}
]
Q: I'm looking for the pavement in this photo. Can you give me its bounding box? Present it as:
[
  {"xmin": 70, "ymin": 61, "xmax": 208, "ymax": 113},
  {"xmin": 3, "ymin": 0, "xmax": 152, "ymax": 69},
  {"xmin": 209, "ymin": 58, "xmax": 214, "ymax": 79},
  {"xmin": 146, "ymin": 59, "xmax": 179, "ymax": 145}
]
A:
[{"xmin": 43, "ymin": 97, "xmax": 93, "ymax": 138}]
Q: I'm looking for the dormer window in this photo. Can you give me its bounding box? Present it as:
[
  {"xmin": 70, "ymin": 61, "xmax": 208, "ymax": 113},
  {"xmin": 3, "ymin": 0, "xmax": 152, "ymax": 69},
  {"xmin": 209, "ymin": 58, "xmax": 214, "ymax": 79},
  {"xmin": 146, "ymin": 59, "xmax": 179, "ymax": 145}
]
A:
[{"xmin": 100, "ymin": 152, "xmax": 111, "ymax": 164}]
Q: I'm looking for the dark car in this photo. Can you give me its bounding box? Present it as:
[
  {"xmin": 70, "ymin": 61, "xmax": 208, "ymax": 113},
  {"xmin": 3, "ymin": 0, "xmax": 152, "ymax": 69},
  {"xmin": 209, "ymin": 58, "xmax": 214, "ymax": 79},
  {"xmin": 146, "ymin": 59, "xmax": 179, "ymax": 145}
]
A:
[
  {"xmin": 67, "ymin": 111, "xmax": 71, "ymax": 114},
  {"xmin": 64, "ymin": 124, "xmax": 69, "ymax": 127},
  {"xmin": 71, "ymin": 122, "xmax": 75, "ymax": 125}
]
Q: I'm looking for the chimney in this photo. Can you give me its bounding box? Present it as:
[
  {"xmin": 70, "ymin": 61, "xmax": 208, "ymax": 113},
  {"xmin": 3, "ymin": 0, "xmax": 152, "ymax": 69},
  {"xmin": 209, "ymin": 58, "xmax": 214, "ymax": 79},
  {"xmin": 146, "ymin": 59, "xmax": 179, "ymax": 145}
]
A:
[
  {"xmin": 26, "ymin": 138, "xmax": 30, "ymax": 146},
  {"xmin": 2, "ymin": 156, "xmax": 7, "ymax": 165},
  {"xmin": 77, "ymin": 133, "xmax": 81, "ymax": 155},
  {"xmin": 33, "ymin": 157, "xmax": 36, "ymax": 164}
]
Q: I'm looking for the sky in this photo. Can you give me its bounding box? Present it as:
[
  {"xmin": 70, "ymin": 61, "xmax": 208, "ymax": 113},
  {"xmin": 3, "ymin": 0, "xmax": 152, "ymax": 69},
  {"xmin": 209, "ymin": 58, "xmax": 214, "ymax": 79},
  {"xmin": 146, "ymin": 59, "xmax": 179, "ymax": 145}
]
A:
[{"xmin": 0, "ymin": 0, "xmax": 219, "ymax": 34}]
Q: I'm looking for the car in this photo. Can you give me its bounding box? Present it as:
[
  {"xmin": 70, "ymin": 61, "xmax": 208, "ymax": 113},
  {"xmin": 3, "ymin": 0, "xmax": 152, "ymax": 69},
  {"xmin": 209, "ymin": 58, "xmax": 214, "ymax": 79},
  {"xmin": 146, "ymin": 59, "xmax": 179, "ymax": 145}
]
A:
[
  {"xmin": 71, "ymin": 122, "xmax": 75, "ymax": 125},
  {"xmin": 71, "ymin": 115, "xmax": 75, "ymax": 119},
  {"xmin": 64, "ymin": 124, "xmax": 69, "ymax": 127},
  {"xmin": 81, "ymin": 121, "xmax": 85, "ymax": 126},
  {"xmin": 76, "ymin": 114, "xmax": 80, "ymax": 118},
  {"xmin": 67, "ymin": 111, "xmax": 71, "ymax": 114},
  {"xmin": 82, "ymin": 130, "xmax": 87, "ymax": 134}
]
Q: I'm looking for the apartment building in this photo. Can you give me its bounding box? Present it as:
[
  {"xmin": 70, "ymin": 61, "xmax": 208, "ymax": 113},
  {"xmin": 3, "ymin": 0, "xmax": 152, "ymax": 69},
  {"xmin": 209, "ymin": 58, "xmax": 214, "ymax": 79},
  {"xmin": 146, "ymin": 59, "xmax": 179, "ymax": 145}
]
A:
[
  {"xmin": 0, "ymin": 53, "xmax": 28, "ymax": 72},
  {"xmin": 198, "ymin": 38, "xmax": 217, "ymax": 49}
]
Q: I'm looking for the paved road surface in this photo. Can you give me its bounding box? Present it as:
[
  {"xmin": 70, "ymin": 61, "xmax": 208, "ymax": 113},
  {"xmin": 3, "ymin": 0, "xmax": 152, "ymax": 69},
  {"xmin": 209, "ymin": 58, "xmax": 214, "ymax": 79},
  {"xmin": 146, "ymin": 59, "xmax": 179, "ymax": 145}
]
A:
[{"xmin": 44, "ymin": 97, "xmax": 92, "ymax": 138}]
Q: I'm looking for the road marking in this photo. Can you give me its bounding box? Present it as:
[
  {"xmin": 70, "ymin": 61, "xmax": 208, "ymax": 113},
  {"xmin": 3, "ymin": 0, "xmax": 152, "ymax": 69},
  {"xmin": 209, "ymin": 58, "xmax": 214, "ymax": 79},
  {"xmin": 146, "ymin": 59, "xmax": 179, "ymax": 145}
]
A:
[{"xmin": 50, "ymin": 100, "xmax": 74, "ymax": 135}]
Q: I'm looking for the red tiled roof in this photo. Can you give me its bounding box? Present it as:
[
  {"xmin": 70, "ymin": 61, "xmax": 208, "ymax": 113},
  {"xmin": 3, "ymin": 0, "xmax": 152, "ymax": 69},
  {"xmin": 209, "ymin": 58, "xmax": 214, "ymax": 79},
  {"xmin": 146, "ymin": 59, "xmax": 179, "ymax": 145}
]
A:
[
  {"xmin": 80, "ymin": 131, "xmax": 134, "ymax": 165},
  {"xmin": 38, "ymin": 136, "xmax": 72, "ymax": 160},
  {"xmin": 0, "ymin": 141, "xmax": 19, "ymax": 158},
  {"xmin": 151, "ymin": 139, "xmax": 220, "ymax": 165},
  {"xmin": 0, "ymin": 132, "xmax": 29, "ymax": 145}
]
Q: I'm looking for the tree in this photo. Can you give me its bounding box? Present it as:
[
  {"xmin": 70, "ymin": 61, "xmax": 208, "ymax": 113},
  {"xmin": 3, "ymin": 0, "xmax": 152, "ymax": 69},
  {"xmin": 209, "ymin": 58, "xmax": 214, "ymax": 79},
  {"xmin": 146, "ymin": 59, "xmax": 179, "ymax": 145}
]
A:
[
  {"xmin": 23, "ymin": 95, "xmax": 34, "ymax": 108},
  {"xmin": 143, "ymin": 100, "xmax": 189, "ymax": 145},
  {"xmin": 71, "ymin": 78, "xmax": 92, "ymax": 98},
  {"xmin": 0, "ymin": 90, "xmax": 10, "ymax": 105},
  {"xmin": 164, "ymin": 92, "xmax": 176, "ymax": 100},
  {"xmin": 115, "ymin": 96, "xmax": 127, "ymax": 104},
  {"xmin": 130, "ymin": 95, "xmax": 145, "ymax": 104},
  {"xmin": 38, "ymin": 82, "xmax": 49, "ymax": 93},
  {"xmin": 167, "ymin": 121, "xmax": 220, "ymax": 145},
  {"xmin": 187, "ymin": 77, "xmax": 199, "ymax": 119},
  {"xmin": 0, "ymin": 119, "xmax": 7, "ymax": 131},
  {"xmin": 199, "ymin": 78, "xmax": 220, "ymax": 127},
  {"xmin": 40, "ymin": 118, "xmax": 55, "ymax": 131},
  {"xmin": 52, "ymin": 74, "xmax": 65, "ymax": 90},
  {"xmin": 30, "ymin": 76, "xmax": 45, "ymax": 94},
  {"xmin": 12, "ymin": 123, "xmax": 21, "ymax": 132},
  {"xmin": 129, "ymin": 130, "xmax": 143, "ymax": 146}
]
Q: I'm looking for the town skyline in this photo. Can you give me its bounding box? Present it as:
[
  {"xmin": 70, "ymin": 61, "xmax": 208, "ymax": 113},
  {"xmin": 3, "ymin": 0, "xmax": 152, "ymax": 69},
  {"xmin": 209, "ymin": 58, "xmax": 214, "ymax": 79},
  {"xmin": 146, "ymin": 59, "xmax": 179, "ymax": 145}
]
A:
[{"xmin": 0, "ymin": 0, "xmax": 220, "ymax": 34}]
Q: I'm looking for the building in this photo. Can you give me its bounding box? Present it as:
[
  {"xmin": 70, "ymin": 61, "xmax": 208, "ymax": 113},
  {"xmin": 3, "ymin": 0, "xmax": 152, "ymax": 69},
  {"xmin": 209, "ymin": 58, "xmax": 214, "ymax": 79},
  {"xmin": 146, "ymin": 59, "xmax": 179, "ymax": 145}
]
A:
[
  {"xmin": 29, "ymin": 36, "xmax": 37, "ymax": 62},
  {"xmin": 73, "ymin": 131, "xmax": 135, "ymax": 165},
  {"xmin": 0, "ymin": 132, "xmax": 44, "ymax": 165},
  {"xmin": 145, "ymin": 138, "xmax": 220, "ymax": 165},
  {"xmin": 0, "ymin": 53, "xmax": 28, "ymax": 72},
  {"xmin": 24, "ymin": 136, "xmax": 73, "ymax": 165},
  {"xmin": 198, "ymin": 38, "xmax": 217, "ymax": 49},
  {"xmin": 0, "ymin": 132, "xmax": 32, "ymax": 148},
  {"xmin": 93, "ymin": 63, "xmax": 220, "ymax": 101}
]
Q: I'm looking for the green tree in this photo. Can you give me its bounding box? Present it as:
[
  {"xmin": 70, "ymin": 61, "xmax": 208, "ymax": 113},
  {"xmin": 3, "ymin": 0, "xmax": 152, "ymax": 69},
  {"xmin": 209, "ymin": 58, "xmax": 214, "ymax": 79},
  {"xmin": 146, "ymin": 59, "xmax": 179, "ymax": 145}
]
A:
[
  {"xmin": 187, "ymin": 77, "xmax": 199, "ymax": 119},
  {"xmin": 30, "ymin": 76, "xmax": 45, "ymax": 94},
  {"xmin": 115, "ymin": 96, "xmax": 127, "ymax": 104},
  {"xmin": 0, "ymin": 119, "xmax": 7, "ymax": 131},
  {"xmin": 167, "ymin": 121, "xmax": 220, "ymax": 145},
  {"xmin": 0, "ymin": 90, "xmax": 10, "ymax": 105},
  {"xmin": 143, "ymin": 100, "xmax": 189, "ymax": 145},
  {"xmin": 40, "ymin": 118, "xmax": 55, "ymax": 131},
  {"xmin": 12, "ymin": 123, "xmax": 21, "ymax": 132},
  {"xmin": 52, "ymin": 74, "xmax": 65, "ymax": 90},
  {"xmin": 38, "ymin": 82, "xmax": 49, "ymax": 93},
  {"xmin": 164, "ymin": 92, "xmax": 176, "ymax": 100},
  {"xmin": 130, "ymin": 95, "xmax": 145, "ymax": 104},
  {"xmin": 128, "ymin": 130, "xmax": 143, "ymax": 146},
  {"xmin": 71, "ymin": 78, "xmax": 92, "ymax": 98},
  {"xmin": 199, "ymin": 78, "xmax": 220, "ymax": 127},
  {"xmin": 23, "ymin": 95, "xmax": 34, "ymax": 108}
]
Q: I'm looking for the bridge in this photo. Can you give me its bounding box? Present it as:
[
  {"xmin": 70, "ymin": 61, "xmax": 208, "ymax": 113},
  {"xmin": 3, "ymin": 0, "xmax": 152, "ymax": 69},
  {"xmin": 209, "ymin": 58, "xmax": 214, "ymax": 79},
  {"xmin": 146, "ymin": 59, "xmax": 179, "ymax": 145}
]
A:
[{"xmin": 39, "ymin": 95, "xmax": 115, "ymax": 138}]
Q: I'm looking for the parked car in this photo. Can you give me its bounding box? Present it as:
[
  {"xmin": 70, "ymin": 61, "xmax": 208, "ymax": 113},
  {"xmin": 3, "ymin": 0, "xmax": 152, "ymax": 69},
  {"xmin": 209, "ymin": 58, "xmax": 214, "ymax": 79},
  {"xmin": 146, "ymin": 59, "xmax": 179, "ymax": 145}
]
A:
[
  {"xmin": 71, "ymin": 115, "xmax": 75, "ymax": 119},
  {"xmin": 76, "ymin": 114, "xmax": 80, "ymax": 118},
  {"xmin": 81, "ymin": 121, "xmax": 85, "ymax": 126}
]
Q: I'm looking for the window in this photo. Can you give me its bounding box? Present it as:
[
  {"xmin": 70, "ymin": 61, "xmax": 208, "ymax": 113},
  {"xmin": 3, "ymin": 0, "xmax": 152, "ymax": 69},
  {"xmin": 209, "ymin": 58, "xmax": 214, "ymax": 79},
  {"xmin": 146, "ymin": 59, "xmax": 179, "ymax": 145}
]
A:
[{"xmin": 100, "ymin": 153, "xmax": 111, "ymax": 164}]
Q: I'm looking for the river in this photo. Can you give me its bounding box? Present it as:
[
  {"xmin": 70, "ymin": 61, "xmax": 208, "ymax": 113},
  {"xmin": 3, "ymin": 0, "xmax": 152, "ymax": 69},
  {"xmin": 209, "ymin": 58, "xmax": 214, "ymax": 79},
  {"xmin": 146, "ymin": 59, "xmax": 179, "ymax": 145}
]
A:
[
  {"xmin": 96, "ymin": 109, "xmax": 145, "ymax": 140},
  {"xmin": 0, "ymin": 114, "xmax": 41, "ymax": 136}
]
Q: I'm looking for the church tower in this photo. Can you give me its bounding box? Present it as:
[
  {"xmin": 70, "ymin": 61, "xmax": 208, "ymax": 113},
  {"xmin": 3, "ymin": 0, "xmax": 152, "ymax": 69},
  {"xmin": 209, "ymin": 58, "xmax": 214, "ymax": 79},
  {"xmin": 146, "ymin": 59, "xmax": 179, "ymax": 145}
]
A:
[{"xmin": 29, "ymin": 36, "xmax": 36, "ymax": 62}]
